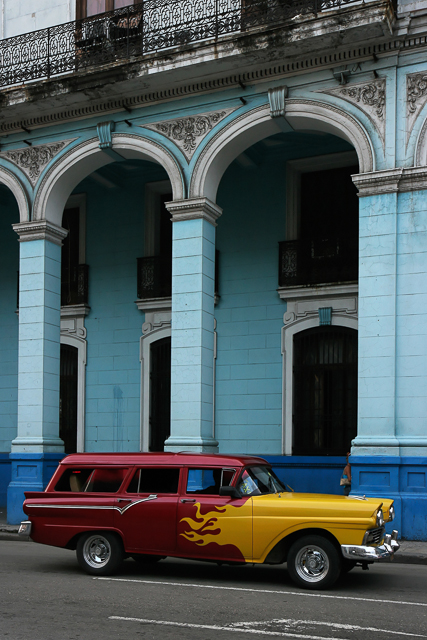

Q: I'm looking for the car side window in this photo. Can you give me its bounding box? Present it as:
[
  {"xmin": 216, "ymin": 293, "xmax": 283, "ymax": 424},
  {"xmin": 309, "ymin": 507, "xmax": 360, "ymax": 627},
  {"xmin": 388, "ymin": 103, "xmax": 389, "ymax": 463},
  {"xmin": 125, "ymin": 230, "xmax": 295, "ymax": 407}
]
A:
[
  {"xmin": 186, "ymin": 468, "xmax": 235, "ymax": 495},
  {"xmin": 126, "ymin": 468, "xmax": 180, "ymax": 494},
  {"xmin": 54, "ymin": 467, "xmax": 128, "ymax": 493}
]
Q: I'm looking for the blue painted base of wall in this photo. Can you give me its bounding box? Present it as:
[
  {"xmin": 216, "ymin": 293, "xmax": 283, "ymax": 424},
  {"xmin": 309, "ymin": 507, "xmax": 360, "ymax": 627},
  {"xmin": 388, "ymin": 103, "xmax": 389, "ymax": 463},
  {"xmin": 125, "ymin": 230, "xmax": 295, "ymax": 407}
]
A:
[
  {"xmin": 350, "ymin": 456, "xmax": 427, "ymax": 541},
  {"xmin": 0, "ymin": 454, "xmax": 11, "ymax": 507},
  {"xmin": 263, "ymin": 456, "xmax": 347, "ymax": 496},
  {"xmin": 6, "ymin": 453, "xmax": 65, "ymax": 524}
]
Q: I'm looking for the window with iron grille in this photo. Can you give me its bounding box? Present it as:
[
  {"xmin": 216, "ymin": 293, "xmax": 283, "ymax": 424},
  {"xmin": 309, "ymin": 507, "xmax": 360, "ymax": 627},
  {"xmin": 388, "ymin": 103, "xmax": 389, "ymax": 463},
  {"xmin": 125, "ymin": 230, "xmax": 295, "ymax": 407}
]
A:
[{"xmin": 292, "ymin": 326, "xmax": 357, "ymax": 456}]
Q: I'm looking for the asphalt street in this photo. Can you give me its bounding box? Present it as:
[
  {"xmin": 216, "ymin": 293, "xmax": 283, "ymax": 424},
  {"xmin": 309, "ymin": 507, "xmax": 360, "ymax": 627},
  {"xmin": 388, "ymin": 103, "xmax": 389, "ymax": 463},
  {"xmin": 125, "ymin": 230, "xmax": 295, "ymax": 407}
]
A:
[{"xmin": 1, "ymin": 540, "xmax": 427, "ymax": 640}]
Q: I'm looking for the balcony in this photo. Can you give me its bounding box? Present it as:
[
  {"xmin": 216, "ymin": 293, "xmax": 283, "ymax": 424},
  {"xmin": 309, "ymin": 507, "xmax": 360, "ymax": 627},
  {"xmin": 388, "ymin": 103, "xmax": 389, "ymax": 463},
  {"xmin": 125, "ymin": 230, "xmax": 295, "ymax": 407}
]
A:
[
  {"xmin": 61, "ymin": 264, "xmax": 89, "ymax": 306},
  {"xmin": 0, "ymin": 0, "xmax": 396, "ymax": 93},
  {"xmin": 278, "ymin": 236, "xmax": 358, "ymax": 288}
]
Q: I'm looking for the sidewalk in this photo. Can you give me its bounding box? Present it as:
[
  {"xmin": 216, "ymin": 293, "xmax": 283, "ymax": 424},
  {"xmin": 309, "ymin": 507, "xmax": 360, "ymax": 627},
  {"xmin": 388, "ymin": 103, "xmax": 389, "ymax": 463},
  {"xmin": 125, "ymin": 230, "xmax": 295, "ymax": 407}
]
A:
[{"xmin": 1, "ymin": 507, "xmax": 427, "ymax": 563}]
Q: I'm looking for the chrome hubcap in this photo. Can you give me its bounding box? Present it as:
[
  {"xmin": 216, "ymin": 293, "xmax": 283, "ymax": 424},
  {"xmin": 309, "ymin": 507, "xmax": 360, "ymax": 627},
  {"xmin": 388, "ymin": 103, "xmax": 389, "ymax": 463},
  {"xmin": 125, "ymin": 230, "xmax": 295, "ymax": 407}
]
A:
[
  {"xmin": 83, "ymin": 536, "xmax": 111, "ymax": 569},
  {"xmin": 295, "ymin": 545, "xmax": 329, "ymax": 583}
]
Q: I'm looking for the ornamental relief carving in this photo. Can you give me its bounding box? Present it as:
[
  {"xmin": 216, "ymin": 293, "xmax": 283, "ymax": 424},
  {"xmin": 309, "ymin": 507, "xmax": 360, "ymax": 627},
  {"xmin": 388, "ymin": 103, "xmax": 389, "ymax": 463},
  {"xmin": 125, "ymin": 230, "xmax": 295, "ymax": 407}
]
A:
[
  {"xmin": 141, "ymin": 108, "xmax": 237, "ymax": 161},
  {"xmin": 407, "ymin": 73, "xmax": 427, "ymax": 142},
  {"xmin": 319, "ymin": 80, "xmax": 385, "ymax": 144},
  {"xmin": 0, "ymin": 140, "xmax": 76, "ymax": 186}
]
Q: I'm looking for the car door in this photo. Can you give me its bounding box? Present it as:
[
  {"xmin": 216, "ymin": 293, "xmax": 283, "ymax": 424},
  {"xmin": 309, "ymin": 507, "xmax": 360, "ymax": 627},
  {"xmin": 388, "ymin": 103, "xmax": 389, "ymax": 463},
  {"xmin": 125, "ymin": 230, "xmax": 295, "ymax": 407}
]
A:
[
  {"xmin": 116, "ymin": 466, "xmax": 180, "ymax": 553},
  {"xmin": 177, "ymin": 467, "xmax": 253, "ymax": 562}
]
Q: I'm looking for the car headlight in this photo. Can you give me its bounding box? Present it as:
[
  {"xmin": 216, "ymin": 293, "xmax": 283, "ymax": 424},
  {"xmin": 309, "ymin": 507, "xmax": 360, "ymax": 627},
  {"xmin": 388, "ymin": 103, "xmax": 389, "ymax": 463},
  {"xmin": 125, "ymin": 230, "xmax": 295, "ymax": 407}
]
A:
[
  {"xmin": 376, "ymin": 508, "xmax": 384, "ymax": 527},
  {"xmin": 389, "ymin": 505, "xmax": 395, "ymax": 521}
]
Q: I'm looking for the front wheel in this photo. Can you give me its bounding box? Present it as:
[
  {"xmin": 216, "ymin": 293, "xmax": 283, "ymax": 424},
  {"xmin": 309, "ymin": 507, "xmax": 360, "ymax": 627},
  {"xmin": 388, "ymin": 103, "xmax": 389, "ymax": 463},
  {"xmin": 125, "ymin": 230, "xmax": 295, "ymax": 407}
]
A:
[
  {"xmin": 287, "ymin": 535, "xmax": 341, "ymax": 590},
  {"xmin": 76, "ymin": 532, "xmax": 124, "ymax": 576}
]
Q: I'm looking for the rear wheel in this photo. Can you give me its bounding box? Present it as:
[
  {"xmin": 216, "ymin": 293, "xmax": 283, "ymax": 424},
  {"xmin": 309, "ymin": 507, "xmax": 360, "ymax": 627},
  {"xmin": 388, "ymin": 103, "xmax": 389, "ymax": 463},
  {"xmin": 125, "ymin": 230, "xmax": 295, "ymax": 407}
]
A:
[
  {"xmin": 287, "ymin": 535, "xmax": 341, "ymax": 590},
  {"xmin": 76, "ymin": 532, "xmax": 123, "ymax": 576}
]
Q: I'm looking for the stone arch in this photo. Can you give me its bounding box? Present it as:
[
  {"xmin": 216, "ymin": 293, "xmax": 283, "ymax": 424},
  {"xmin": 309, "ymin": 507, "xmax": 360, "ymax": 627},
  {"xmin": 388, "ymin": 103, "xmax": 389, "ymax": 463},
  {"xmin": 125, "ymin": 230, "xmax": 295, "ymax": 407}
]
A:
[
  {"xmin": 190, "ymin": 101, "xmax": 375, "ymax": 201},
  {"xmin": 33, "ymin": 134, "xmax": 185, "ymax": 226},
  {"xmin": 0, "ymin": 166, "xmax": 30, "ymax": 222}
]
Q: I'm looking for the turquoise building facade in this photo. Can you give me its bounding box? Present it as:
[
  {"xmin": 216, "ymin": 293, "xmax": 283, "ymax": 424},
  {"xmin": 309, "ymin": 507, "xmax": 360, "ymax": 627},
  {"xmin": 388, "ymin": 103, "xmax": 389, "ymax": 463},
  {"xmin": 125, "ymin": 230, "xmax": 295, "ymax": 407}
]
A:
[{"xmin": 0, "ymin": 0, "xmax": 426, "ymax": 538}]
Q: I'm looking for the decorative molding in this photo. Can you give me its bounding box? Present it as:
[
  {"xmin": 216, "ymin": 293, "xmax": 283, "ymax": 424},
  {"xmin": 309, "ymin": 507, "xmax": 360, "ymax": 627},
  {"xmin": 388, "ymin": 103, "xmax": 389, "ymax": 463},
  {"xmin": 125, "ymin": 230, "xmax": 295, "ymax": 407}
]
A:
[
  {"xmin": 136, "ymin": 297, "xmax": 172, "ymax": 314},
  {"xmin": 12, "ymin": 220, "xmax": 68, "ymax": 245},
  {"xmin": 407, "ymin": 72, "xmax": 427, "ymax": 141},
  {"xmin": 268, "ymin": 86, "xmax": 288, "ymax": 117},
  {"xmin": 61, "ymin": 304, "xmax": 91, "ymax": 321},
  {"xmin": 141, "ymin": 109, "xmax": 235, "ymax": 161},
  {"xmin": 279, "ymin": 283, "xmax": 358, "ymax": 304},
  {"xmin": 319, "ymin": 80, "xmax": 385, "ymax": 144},
  {"xmin": 97, "ymin": 121, "xmax": 115, "ymax": 149},
  {"xmin": 0, "ymin": 140, "xmax": 76, "ymax": 186},
  {"xmin": 165, "ymin": 197, "xmax": 223, "ymax": 226},
  {"xmin": 352, "ymin": 167, "xmax": 427, "ymax": 196}
]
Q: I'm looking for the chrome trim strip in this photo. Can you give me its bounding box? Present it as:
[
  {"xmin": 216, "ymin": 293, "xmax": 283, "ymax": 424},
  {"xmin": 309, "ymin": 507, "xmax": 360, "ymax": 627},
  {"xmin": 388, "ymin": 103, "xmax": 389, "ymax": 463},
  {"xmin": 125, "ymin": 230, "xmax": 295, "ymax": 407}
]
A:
[{"xmin": 25, "ymin": 494, "xmax": 158, "ymax": 515}]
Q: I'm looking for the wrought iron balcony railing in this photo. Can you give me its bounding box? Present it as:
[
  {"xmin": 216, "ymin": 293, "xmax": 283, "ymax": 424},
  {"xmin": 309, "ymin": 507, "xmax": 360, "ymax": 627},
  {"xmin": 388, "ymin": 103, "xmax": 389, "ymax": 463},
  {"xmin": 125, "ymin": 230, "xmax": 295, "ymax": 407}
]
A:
[
  {"xmin": 137, "ymin": 255, "xmax": 172, "ymax": 299},
  {"xmin": 0, "ymin": 0, "xmax": 395, "ymax": 89},
  {"xmin": 278, "ymin": 236, "xmax": 358, "ymax": 287},
  {"xmin": 61, "ymin": 263, "xmax": 89, "ymax": 306}
]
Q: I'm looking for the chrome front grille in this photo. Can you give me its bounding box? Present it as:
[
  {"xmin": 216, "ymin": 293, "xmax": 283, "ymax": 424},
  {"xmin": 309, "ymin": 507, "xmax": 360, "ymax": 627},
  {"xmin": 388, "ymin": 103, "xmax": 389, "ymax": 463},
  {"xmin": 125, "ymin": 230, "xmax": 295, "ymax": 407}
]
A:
[{"xmin": 364, "ymin": 527, "xmax": 385, "ymax": 545}]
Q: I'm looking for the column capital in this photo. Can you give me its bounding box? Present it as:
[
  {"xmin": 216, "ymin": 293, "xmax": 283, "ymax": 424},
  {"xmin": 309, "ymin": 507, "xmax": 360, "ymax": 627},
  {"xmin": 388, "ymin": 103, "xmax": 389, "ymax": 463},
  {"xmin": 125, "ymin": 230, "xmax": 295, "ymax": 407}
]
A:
[
  {"xmin": 165, "ymin": 197, "xmax": 222, "ymax": 226},
  {"xmin": 353, "ymin": 167, "xmax": 427, "ymax": 197},
  {"xmin": 13, "ymin": 220, "xmax": 68, "ymax": 245}
]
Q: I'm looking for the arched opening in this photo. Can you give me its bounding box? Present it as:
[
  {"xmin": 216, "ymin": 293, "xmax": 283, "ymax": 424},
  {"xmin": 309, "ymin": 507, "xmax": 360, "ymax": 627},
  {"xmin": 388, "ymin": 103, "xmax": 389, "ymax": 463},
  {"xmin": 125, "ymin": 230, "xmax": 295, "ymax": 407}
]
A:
[
  {"xmin": 212, "ymin": 121, "xmax": 360, "ymax": 457},
  {"xmin": 293, "ymin": 326, "xmax": 357, "ymax": 456},
  {"xmin": 57, "ymin": 152, "xmax": 175, "ymax": 453},
  {"xmin": 0, "ymin": 183, "xmax": 20, "ymax": 503}
]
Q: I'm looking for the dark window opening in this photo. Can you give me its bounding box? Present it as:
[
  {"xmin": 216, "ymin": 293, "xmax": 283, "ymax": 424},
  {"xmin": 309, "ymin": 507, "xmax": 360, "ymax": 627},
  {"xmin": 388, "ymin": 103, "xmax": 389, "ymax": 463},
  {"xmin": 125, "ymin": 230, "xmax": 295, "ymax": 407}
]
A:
[
  {"xmin": 293, "ymin": 326, "xmax": 357, "ymax": 456},
  {"xmin": 149, "ymin": 337, "xmax": 171, "ymax": 452},
  {"xmin": 60, "ymin": 344, "xmax": 78, "ymax": 454},
  {"xmin": 137, "ymin": 192, "xmax": 172, "ymax": 299},
  {"xmin": 61, "ymin": 207, "xmax": 88, "ymax": 306},
  {"xmin": 279, "ymin": 164, "xmax": 359, "ymax": 287},
  {"xmin": 126, "ymin": 467, "xmax": 180, "ymax": 494}
]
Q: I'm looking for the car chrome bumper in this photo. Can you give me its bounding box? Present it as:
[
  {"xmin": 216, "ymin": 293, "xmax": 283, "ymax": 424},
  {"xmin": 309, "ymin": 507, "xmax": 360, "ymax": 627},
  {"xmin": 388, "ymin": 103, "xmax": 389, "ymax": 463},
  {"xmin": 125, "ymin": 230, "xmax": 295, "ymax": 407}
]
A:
[
  {"xmin": 18, "ymin": 521, "xmax": 32, "ymax": 537},
  {"xmin": 341, "ymin": 530, "xmax": 400, "ymax": 562}
]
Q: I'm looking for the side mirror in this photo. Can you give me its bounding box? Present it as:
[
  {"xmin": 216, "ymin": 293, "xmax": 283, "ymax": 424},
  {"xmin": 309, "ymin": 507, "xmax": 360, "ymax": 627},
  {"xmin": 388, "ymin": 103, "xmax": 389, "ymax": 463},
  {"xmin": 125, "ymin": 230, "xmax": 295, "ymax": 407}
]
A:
[{"xmin": 219, "ymin": 486, "xmax": 241, "ymax": 499}]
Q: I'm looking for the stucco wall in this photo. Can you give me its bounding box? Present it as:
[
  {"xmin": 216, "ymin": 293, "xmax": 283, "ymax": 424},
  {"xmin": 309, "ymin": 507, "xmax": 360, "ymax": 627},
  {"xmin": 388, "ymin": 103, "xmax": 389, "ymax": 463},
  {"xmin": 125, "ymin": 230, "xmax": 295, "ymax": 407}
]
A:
[{"xmin": 0, "ymin": 0, "xmax": 74, "ymax": 39}]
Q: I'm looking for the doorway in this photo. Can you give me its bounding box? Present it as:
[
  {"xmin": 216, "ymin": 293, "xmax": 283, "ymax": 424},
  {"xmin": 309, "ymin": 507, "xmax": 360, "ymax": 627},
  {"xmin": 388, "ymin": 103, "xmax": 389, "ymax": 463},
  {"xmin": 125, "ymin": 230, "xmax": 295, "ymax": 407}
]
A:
[
  {"xmin": 149, "ymin": 336, "xmax": 171, "ymax": 451},
  {"xmin": 60, "ymin": 343, "xmax": 78, "ymax": 453}
]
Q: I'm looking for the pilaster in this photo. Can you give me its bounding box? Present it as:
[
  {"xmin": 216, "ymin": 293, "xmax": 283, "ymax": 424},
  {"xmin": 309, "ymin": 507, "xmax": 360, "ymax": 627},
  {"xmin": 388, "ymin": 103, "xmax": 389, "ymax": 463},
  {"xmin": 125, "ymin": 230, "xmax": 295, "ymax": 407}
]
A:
[
  {"xmin": 7, "ymin": 221, "xmax": 67, "ymax": 523},
  {"xmin": 164, "ymin": 198, "xmax": 222, "ymax": 453}
]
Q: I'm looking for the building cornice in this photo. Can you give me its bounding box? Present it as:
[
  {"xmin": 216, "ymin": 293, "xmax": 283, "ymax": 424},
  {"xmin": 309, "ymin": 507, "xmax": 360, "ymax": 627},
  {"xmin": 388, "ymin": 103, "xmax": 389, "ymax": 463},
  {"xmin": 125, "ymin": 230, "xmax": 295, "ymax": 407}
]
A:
[
  {"xmin": 353, "ymin": 166, "xmax": 427, "ymax": 196},
  {"xmin": 0, "ymin": 24, "xmax": 426, "ymax": 136},
  {"xmin": 12, "ymin": 220, "xmax": 68, "ymax": 245}
]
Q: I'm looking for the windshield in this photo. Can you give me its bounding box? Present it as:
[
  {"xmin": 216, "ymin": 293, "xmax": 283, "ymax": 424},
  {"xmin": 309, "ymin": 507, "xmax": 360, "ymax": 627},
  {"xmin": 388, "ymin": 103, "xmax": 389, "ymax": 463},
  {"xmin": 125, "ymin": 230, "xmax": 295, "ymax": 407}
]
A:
[{"xmin": 237, "ymin": 466, "xmax": 287, "ymax": 497}]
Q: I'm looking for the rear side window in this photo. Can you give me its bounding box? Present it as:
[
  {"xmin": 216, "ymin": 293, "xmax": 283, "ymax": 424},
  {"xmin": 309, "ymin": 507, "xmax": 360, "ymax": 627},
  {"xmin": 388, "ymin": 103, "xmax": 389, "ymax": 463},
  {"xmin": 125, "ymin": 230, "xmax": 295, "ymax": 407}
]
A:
[
  {"xmin": 55, "ymin": 468, "xmax": 128, "ymax": 493},
  {"xmin": 126, "ymin": 468, "xmax": 180, "ymax": 494}
]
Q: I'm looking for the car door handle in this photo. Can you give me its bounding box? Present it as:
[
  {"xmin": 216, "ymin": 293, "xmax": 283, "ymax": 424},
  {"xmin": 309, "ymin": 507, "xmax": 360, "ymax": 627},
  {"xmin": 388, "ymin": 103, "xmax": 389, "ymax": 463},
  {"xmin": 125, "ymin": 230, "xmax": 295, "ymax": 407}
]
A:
[
  {"xmin": 180, "ymin": 499, "xmax": 196, "ymax": 503},
  {"xmin": 117, "ymin": 498, "xmax": 132, "ymax": 503}
]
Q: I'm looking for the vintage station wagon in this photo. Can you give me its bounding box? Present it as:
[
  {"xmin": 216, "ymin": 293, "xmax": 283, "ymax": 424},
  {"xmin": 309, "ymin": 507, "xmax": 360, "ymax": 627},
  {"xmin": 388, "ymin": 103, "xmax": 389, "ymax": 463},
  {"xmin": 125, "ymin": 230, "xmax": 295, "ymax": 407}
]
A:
[{"xmin": 19, "ymin": 452, "xmax": 399, "ymax": 589}]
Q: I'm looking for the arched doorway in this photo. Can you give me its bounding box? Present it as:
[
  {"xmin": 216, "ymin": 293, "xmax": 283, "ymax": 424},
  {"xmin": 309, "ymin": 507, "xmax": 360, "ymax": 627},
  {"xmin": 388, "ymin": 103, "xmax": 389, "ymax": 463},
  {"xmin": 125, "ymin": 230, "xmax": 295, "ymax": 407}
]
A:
[{"xmin": 293, "ymin": 326, "xmax": 357, "ymax": 456}]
